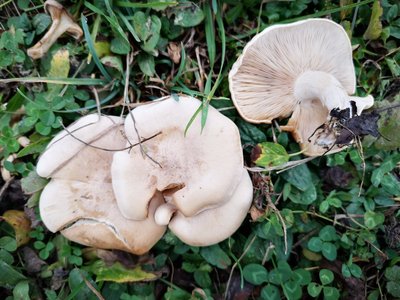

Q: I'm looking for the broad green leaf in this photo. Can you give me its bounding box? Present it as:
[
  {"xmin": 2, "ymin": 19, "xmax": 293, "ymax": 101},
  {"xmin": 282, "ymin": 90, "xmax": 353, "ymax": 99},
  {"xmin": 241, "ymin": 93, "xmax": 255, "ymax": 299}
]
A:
[
  {"xmin": 101, "ymin": 56, "xmax": 124, "ymax": 73},
  {"xmin": 260, "ymin": 284, "xmax": 280, "ymax": 300},
  {"xmin": 321, "ymin": 242, "xmax": 337, "ymax": 261},
  {"xmin": 349, "ymin": 263, "xmax": 363, "ymax": 278},
  {"xmin": 237, "ymin": 120, "xmax": 266, "ymax": 144},
  {"xmin": 32, "ymin": 13, "xmax": 51, "ymax": 35},
  {"xmin": 17, "ymin": 138, "xmax": 51, "ymax": 158},
  {"xmin": 193, "ymin": 270, "xmax": 211, "ymax": 288},
  {"xmin": 307, "ymin": 282, "xmax": 322, "ymax": 297},
  {"xmin": 387, "ymin": 281, "xmax": 400, "ymax": 297},
  {"xmin": 93, "ymin": 41, "xmax": 111, "ymax": 58},
  {"xmin": 21, "ymin": 171, "xmax": 48, "ymax": 194},
  {"xmin": 2, "ymin": 210, "xmax": 31, "ymax": 247},
  {"xmin": 243, "ymin": 264, "xmax": 268, "ymax": 285},
  {"xmin": 173, "ymin": 2, "xmax": 204, "ymax": 27},
  {"xmin": 85, "ymin": 260, "xmax": 158, "ymax": 282},
  {"xmin": 342, "ymin": 264, "xmax": 352, "ymax": 278},
  {"xmin": 253, "ymin": 142, "xmax": 289, "ymax": 167},
  {"xmin": 137, "ymin": 53, "xmax": 156, "ymax": 77},
  {"xmin": 374, "ymin": 97, "xmax": 400, "ymax": 150},
  {"xmin": 292, "ymin": 269, "xmax": 312, "ymax": 286},
  {"xmin": 364, "ymin": 211, "xmax": 385, "ymax": 229},
  {"xmin": 281, "ymin": 164, "xmax": 312, "ymax": 191},
  {"xmin": 363, "ymin": 0, "xmax": 383, "ymax": 40},
  {"xmin": 0, "ymin": 260, "xmax": 27, "ymax": 287},
  {"xmin": 68, "ymin": 269, "xmax": 98, "ymax": 300},
  {"xmin": 319, "ymin": 200, "xmax": 330, "ymax": 213},
  {"xmin": 381, "ymin": 174, "xmax": 400, "ymax": 196},
  {"xmin": 200, "ymin": 244, "xmax": 231, "ymax": 269},
  {"xmin": 13, "ymin": 280, "xmax": 30, "ymax": 300},
  {"xmin": 133, "ymin": 12, "xmax": 161, "ymax": 52},
  {"xmin": 384, "ymin": 265, "xmax": 400, "ymax": 282},
  {"xmin": 0, "ymin": 237, "xmax": 17, "ymax": 252},
  {"xmin": 319, "ymin": 269, "xmax": 334, "ymax": 285},
  {"xmin": 110, "ymin": 37, "xmax": 131, "ymax": 55}
]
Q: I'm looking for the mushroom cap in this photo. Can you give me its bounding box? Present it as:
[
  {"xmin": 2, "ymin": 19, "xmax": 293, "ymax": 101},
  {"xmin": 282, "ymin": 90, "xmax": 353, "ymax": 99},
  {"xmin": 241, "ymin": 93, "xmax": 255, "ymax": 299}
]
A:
[
  {"xmin": 229, "ymin": 18, "xmax": 356, "ymax": 124},
  {"xmin": 111, "ymin": 96, "xmax": 244, "ymax": 220},
  {"xmin": 38, "ymin": 114, "xmax": 166, "ymax": 254},
  {"xmin": 163, "ymin": 169, "xmax": 253, "ymax": 246}
]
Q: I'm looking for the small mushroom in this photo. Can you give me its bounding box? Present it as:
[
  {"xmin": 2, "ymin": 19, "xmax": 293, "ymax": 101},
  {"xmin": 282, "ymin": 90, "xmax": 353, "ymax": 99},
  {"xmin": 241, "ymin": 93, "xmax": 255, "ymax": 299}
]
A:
[
  {"xmin": 27, "ymin": 0, "xmax": 83, "ymax": 59},
  {"xmin": 229, "ymin": 18, "xmax": 374, "ymax": 156},
  {"xmin": 111, "ymin": 96, "xmax": 248, "ymax": 221},
  {"xmin": 156, "ymin": 169, "xmax": 253, "ymax": 246},
  {"xmin": 37, "ymin": 114, "xmax": 166, "ymax": 254}
]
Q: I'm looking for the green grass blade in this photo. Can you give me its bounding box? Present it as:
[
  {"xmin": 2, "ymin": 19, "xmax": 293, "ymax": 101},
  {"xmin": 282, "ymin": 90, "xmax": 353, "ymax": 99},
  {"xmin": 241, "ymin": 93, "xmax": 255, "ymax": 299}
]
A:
[
  {"xmin": 204, "ymin": 1, "xmax": 215, "ymax": 69},
  {"xmin": 117, "ymin": 11, "xmax": 140, "ymax": 42},
  {"xmin": 0, "ymin": 77, "xmax": 106, "ymax": 85},
  {"xmin": 81, "ymin": 14, "xmax": 112, "ymax": 82},
  {"xmin": 115, "ymin": 1, "xmax": 178, "ymax": 8}
]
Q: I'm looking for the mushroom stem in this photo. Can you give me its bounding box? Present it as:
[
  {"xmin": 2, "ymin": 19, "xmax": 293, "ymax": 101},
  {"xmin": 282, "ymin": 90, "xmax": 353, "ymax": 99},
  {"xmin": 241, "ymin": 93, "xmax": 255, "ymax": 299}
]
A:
[
  {"xmin": 154, "ymin": 203, "xmax": 177, "ymax": 226},
  {"xmin": 294, "ymin": 71, "xmax": 352, "ymax": 114}
]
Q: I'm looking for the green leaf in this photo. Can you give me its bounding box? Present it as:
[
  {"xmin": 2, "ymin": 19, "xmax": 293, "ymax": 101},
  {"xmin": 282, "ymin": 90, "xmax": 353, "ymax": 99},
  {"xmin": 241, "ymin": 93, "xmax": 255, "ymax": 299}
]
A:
[
  {"xmin": 85, "ymin": 260, "xmax": 158, "ymax": 282},
  {"xmin": 319, "ymin": 269, "xmax": 334, "ymax": 285},
  {"xmin": 342, "ymin": 264, "xmax": 351, "ymax": 278},
  {"xmin": 0, "ymin": 260, "xmax": 27, "ymax": 287},
  {"xmin": 243, "ymin": 264, "xmax": 268, "ymax": 285},
  {"xmin": 13, "ymin": 280, "xmax": 30, "ymax": 300},
  {"xmin": 384, "ymin": 265, "xmax": 400, "ymax": 282},
  {"xmin": 321, "ymin": 242, "xmax": 337, "ymax": 261},
  {"xmin": 193, "ymin": 270, "xmax": 211, "ymax": 288},
  {"xmin": 101, "ymin": 56, "xmax": 124, "ymax": 73},
  {"xmin": 32, "ymin": 13, "xmax": 51, "ymax": 35},
  {"xmin": 281, "ymin": 164, "xmax": 313, "ymax": 191},
  {"xmin": 68, "ymin": 269, "xmax": 98, "ymax": 300},
  {"xmin": 319, "ymin": 200, "xmax": 330, "ymax": 213},
  {"xmin": 323, "ymin": 286, "xmax": 340, "ymax": 300},
  {"xmin": 253, "ymin": 142, "xmax": 289, "ymax": 167},
  {"xmin": 133, "ymin": 12, "xmax": 161, "ymax": 52},
  {"xmin": 237, "ymin": 120, "xmax": 266, "ymax": 144},
  {"xmin": 349, "ymin": 263, "xmax": 363, "ymax": 278},
  {"xmin": 292, "ymin": 269, "xmax": 312, "ymax": 286},
  {"xmin": 283, "ymin": 280, "xmax": 302, "ymax": 300},
  {"xmin": 0, "ymin": 237, "xmax": 17, "ymax": 252},
  {"xmin": 17, "ymin": 138, "xmax": 50, "ymax": 158},
  {"xmin": 173, "ymin": 2, "xmax": 204, "ymax": 27},
  {"xmin": 110, "ymin": 37, "xmax": 131, "ymax": 55},
  {"xmin": 307, "ymin": 282, "xmax": 322, "ymax": 297},
  {"xmin": 137, "ymin": 53, "xmax": 156, "ymax": 77},
  {"xmin": 363, "ymin": 0, "xmax": 383, "ymax": 40},
  {"xmin": 260, "ymin": 284, "xmax": 280, "ymax": 300},
  {"xmin": 364, "ymin": 211, "xmax": 385, "ymax": 229},
  {"xmin": 200, "ymin": 244, "xmax": 231, "ymax": 269},
  {"xmin": 381, "ymin": 174, "xmax": 400, "ymax": 196},
  {"xmin": 387, "ymin": 281, "xmax": 400, "ymax": 297},
  {"xmin": 319, "ymin": 226, "xmax": 338, "ymax": 242},
  {"xmin": 308, "ymin": 237, "xmax": 323, "ymax": 252},
  {"xmin": 21, "ymin": 171, "xmax": 48, "ymax": 194}
]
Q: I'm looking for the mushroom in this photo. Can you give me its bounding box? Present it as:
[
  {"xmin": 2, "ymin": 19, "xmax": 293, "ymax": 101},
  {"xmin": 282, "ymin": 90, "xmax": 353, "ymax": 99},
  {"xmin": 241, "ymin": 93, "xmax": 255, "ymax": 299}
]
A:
[
  {"xmin": 27, "ymin": 0, "xmax": 83, "ymax": 59},
  {"xmin": 156, "ymin": 169, "xmax": 253, "ymax": 246},
  {"xmin": 111, "ymin": 96, "xmax": 253, "ymax": 246},
  {"xmin": 111, "ymin": 96, "xmax": 247, "ymax": 221},
  {"xmin": 37, "ymin": 114, "xmax": 166, "ymax": 254},
  {"xmin": 229, "ymin": 18, "xmax": 374, "ymax": 156}
]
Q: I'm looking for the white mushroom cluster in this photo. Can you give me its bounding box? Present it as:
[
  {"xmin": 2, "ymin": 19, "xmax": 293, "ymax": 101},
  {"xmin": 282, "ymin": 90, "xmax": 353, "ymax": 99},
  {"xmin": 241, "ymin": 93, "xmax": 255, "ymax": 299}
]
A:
[
  {"xmin": 37, "ymin": 96, "xmax": 253, "ymax": 254},
  {"xmin": 229, "ymin": 18, "xmax": 374, "ymax": 156}
]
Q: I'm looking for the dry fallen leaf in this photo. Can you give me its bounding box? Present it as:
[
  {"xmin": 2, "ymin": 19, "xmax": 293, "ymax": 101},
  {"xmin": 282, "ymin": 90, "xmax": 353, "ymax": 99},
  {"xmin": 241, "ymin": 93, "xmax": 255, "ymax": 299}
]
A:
[
  {"xmin": 167, "ymin": 42, "xmax": 181, "ymax": 64},
  {"xmin": 1, "ymin": 210, "xmax": 31, "ymax": 247}
]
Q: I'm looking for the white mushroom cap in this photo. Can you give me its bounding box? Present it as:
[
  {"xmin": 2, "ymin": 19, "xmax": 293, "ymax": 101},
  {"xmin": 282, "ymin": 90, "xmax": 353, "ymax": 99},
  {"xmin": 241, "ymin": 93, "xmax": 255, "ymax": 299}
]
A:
[
  {"xmin": 37, "ymin": 114, "xmax": 166, "ymax": 254},
  {"xmin": 229, "ymin": 18, "xmax": 374, "ymax": 156},
  {"xmin": 159, "ymin": 169, "xmax": 253, "ymax": 246},
  {"xmin": 111, "ymin": 96, "xmax": 244, "ymax": 220},
  {"xmin": 28, "ymin": 0, "xmax": 83, "ymax": 59}
]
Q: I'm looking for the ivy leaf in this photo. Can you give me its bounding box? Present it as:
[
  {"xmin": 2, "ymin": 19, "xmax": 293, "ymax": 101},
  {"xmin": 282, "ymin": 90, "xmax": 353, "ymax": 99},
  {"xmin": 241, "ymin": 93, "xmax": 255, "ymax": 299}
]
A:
[{"xmin": 363, "ymin": 0, "xmax": 383, "ymax": 40}]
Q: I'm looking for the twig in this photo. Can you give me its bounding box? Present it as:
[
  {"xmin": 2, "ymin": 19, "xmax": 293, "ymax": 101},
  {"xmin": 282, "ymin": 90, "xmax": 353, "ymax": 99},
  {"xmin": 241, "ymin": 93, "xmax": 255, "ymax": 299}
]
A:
[
  {"xmin": 0, "ymin": 177, "xmax": 14, "ymax": 202},
  {"xmin": 224, "ymin": 235, "xmax": 257, "ymax": 299},
  {"xmin": 262, "ymin": 243, "xmax": 275, "ymax": 265},
  {"xmin": 246, "ymin": 156, "xmax": 316, "ymax": 173},
  {"xmin": 80, "ymin": 272, "xmax": 105, "ymax": 300},
  {"xmin": 90, "ymin": 87, "xmax": 101, "ymax": 119}
]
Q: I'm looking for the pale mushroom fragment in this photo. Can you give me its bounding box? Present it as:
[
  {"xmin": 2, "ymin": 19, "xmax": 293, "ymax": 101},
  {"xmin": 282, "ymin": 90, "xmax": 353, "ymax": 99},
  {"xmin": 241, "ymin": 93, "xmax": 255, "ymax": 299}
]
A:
[
  {"xmin": 156, "ymin": 169, "xmax": 253, "ymax": 246},
  {"xmin": 37, "ymin": 114, "xmax": 166, "ymax": 254},
  {"xmin": 229, "ymin": 18, "xmax": 374, "ymax": 156},
  {"xmin": 112, "ymin": 96, "xmax": 246, "ymax": 221},
  {"xmin": 28, "ymin": 0, "xmax": 83, "ymax": 59}
]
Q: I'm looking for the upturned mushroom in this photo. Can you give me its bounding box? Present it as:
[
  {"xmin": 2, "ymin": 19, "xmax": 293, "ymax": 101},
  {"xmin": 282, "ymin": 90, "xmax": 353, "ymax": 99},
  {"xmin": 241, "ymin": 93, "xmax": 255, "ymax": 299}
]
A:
[
  {"xmin": 111, "ymin": 96, "xmax": 253, "ymax": 246},
  {"xmin": 37, "ymin": 114, "xmax": 166, "ymax": 254},
  {"xmin": 229, "ymin": 18, "xmax": 374, "ymax": 156},
  {"xmin": 27, "ymin": 0, "xmax": 83, "ymax": 59}
]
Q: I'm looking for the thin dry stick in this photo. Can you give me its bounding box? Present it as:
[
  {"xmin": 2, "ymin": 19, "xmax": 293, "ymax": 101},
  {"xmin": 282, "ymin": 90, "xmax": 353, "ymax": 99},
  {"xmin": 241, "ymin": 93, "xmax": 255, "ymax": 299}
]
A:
[
  {"xmin": 268, "ymin": 198, "xmax": 288, "ymax": 255},
  {"xmin": 81, "ymin": 273, "xmax": 105, "ymax": 300},
  {"xmin": 262, "ymin": 243, "xmax": 275, "ymax": 265},
  {"xmin": 356, "ymin": 136, "xmax": 366, "ymax": 196},
  {"xmin": 0, "ymin": 177, "xmax": 14, "ymax": 202},
  {"xmin": 224, "ymin": 235, "xmax": 257, "ymax": 299},
  {"xmin": 90, "ymin": 86, "xmax": 102, "ymax": 119},
  {"xmin": 246, "ymin": 156, "xmax": 316, "ymax": 173}
]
